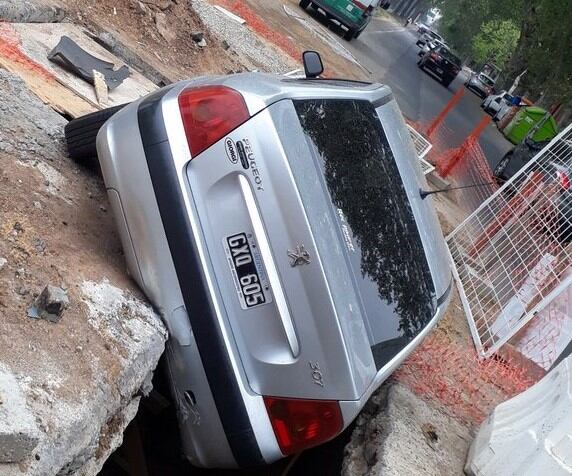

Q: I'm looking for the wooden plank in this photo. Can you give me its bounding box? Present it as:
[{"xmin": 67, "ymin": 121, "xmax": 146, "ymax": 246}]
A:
[
  {"xmin": 0, "ymin": 23, "xmax": 94, "ymax": 118},
  {"xmin": 10, "ymin": 22, "xmax": 157, "ymax": 112}
]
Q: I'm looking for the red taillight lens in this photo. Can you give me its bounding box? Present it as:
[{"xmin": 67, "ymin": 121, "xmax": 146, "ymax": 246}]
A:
[
  {"xmin": 263, "ymin": 396, "xmax": 343, "ymax": 455},
  {"xmin": 557, "ymin": 170, "xmax": 570, "ymax": 190},
  {"xmin": 178, "ymin": 85, "xmax": 250, "ymax": 157},
  {"xmin": 430, "ymin": 52, "xmax": 442, "ymax": 61},
  {"xmin": 352, "ymin": 0, "xmax": 367, "ymax": 10}
]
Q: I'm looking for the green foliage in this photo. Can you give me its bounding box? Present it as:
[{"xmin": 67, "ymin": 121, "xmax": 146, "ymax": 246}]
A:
[
  {"xmin": 437, "ymin": 0, "xmax": 572, "ymax": 106},
  {"xmin": 435, "ymin": 0, "xmax": 523, "ymax": 59},
  {"xmin": 472, "ymin": 20, "xmax": 520, "ymax": 66}
]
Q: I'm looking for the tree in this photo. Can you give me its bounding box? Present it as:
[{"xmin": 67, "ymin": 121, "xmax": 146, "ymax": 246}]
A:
[
  {"xmin": 503, "ymin": 0, "xmax": 572, "ymax": 105},
  {"xmin": 472, "ymin": 20, "xmax": 520, "ymax": 66}
]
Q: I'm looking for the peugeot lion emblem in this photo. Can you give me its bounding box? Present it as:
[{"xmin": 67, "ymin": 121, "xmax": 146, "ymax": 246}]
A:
[{"xmin": 287, "ymin": 245, "xmax": 311, "ymax": 267}]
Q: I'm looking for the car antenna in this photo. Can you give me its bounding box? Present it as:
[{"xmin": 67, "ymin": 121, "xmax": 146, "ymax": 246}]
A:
[{"xmin": 419, "ymin": 181, "xmax": 499, "ymax": 199}]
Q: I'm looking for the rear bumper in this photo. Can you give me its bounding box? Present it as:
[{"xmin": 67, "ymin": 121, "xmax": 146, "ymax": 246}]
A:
[
  {"xmin": 311, "ymin": 0, "xmax": 368, "ymax": 30},
  {"xmin": 422, "ymin": 60, "xmax": 456, "ymax": 81},
  {"xmin": 339, "ymin": 275, "xmax": 453, "ymax": 420},
  {"xmin": 466, "ymin": 83, "xmax": 488, "ymax": 98}
]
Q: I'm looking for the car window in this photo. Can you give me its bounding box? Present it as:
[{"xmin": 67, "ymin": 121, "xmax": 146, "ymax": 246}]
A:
[
  {"xmin": 436, "ymin": 47, "xmax": 461, "ymax": 66},
  {"xmin": 293, "ymin": 98, "xmax": 436, "ymax": 368},
  {"xmin": 479, "ymin": 74, "xmax": 495, "ymax": 86}
]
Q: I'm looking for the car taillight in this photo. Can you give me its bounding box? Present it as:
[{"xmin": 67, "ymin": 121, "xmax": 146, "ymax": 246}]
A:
[
  {"xmin": 352, "ymin": 0, "xmax": 367, "ymax": 10},
  {"xmin": 557, "ymin": 170, "xmax": 570, "ymax": 190},
  {"xmin": 430, "ymin": 52, "xmax": 442, "ymax": 61},
  {"xmin": 178, "ymin": 85, "xmax": 250, "ymax": 157},
  {"xmin": 263, "ymin": 396, "xmax": 343, "ymax": 455}
]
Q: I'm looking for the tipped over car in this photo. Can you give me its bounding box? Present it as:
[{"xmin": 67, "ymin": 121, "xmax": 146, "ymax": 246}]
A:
[{"xmin": 64, "ymin": 55, "xmax": 452, "ymax": 469}]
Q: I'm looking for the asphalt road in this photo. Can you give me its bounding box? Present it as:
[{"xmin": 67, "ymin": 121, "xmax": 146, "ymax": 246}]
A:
[
  {"xmin": 338, "ymin": 15, "xmax": 514, "ymax": 169},
  {"xmin": 354, "ymin": 22, "xmax": 511, "ymax": 165}
]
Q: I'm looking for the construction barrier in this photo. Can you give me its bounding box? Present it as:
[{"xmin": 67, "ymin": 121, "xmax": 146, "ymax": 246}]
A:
[
  {"xmin": 448, "ymin": 124, "xmax": 572, "ymax": 358},
  {"xmin": 465, "ymin": 354, "xmax": 572, "ymax": 476}
]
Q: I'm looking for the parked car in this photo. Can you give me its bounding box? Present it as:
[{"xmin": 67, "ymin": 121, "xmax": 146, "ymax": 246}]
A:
[
  {"xmin": 493, "ymin": 137, "xmax": 552, "ymax": 183},
  {"xmin": 416, "ymin": 30, "xmax": 444, "ymax": 48},
  {"xmin": 493, "ymin": 137, "xmax": 572, "ymax": 243},
  {"xmin": 299, "ymin": 0, "xmax": 390, "ymax": 40},
  {"xmin": 64, "ymin": 55, "xmax": 452, "ymax": 468},
  {"xmin": 482, "ymin": 90, "xmax": 514, "ymax": 116},
  {"xmin": 416, "ymin": 22, "xmax": 431, "ymax": 36},
  {"xmin": 418, "ymin": 38, "xmax": 447, "ymax": 56},
  {"xmin": 417, "ymin": 45, "xmax": 462, "ymax": 87},
  {"xmin": 465, "ymin": 72, "xmax": 495, "ymax": 98}
]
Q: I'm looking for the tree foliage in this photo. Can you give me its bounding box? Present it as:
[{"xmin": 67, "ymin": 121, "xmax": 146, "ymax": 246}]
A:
[
  {"xmin": 437, "ymin": 0, "xmax": 572, "ymax": 105},
  {"xmin": 472, "ymin": 20, "xmax": 520, "ymax": 66}
]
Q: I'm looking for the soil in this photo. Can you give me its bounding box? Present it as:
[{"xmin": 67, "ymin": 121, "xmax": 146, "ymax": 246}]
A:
[
  {"xmin": 55, "ymin": 0, "xmax": 247, "ymax": 82},
  {"xmin": 0, "ymin": 89, "xmax": 130, "ymax": 404}
]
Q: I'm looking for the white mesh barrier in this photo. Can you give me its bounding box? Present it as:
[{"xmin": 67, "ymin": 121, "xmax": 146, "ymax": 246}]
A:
[
  {"xmin": 447, "ymin": 124, "xmax": 572, "ymax": 357},
  {"xmin": 407, "ymin": 124, "xmax": 435, "ymax": 174}
]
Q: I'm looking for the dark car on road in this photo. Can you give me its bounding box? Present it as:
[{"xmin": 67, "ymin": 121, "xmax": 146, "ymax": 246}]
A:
[
  {"xmin": 493, "ymin": 137, "xmax": 552, "ymax": 183},
  {"xmin": 417, "ymin": 45, "xmax": 461, "ymax": 88}
]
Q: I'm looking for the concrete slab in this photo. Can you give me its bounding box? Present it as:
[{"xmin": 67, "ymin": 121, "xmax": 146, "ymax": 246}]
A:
[
  {"xmin": 343, "ymin": 382, "xmax": 472, "ymax": 476},
  {"xmin": 0, "ymin": 367, "xmax": 39, "ymax": 463},
  {"xmin": 0, "ymin": 70, "xmax": 167, "ymax": 476}
]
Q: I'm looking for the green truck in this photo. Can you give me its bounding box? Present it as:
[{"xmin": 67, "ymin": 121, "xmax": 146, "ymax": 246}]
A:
[{"xmin": 299, "ymin": 0, "xmax": 390, "ymax": 41}]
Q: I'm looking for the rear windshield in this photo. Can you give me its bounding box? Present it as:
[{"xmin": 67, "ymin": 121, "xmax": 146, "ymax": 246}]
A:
[
  {"xmin": 436, "ymin": 46, "xmax": 461, "ymax": 66},
  {"xmin": 479, "ymin": 74, "xmax": 495, "ymax": 86},
  {"xmin": 293, "ymin": 99, "xmax": 436, "ymax": 368}
]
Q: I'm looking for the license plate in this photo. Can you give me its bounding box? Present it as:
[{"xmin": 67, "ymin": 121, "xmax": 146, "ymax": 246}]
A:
[
  {"xmin": 224, "ymin": 232, "xmax": 272, "ymax": 309},
  {"xmin": 435, "ymin": 67, "xmax": 443, "ymax": 74}
]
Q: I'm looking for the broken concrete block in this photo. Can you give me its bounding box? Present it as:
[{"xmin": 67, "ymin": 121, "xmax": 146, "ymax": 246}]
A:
[
  {"xmin": 0, "ymin": 1, "xmax": 65, "ymax": 23},
  {"xmin": 0, "ymin": 367, "xmax": 40, "ymax": 463},
  {"xmin": 0, "ymin": 257, "xmax": 6, "ymax": 271},
  {"xmin": 342, "ymin": 382, "xmax": 472, "ymax": 476},
  {"xmin": 28, "ymin": 285, "xmax": 69, "ymax": 323},
  {"xmin": 154, "ymin": 12, "xmax": 176, "ymax": 42},
  {"xmin": 197, "ymin": 38, "xmax": 207, "ymax": 48}
]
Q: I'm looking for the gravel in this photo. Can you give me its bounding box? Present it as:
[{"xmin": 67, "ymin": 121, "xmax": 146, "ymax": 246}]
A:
[{"xmin": 191, "ymin": 0, "xmax": 297, "ymax": 73}]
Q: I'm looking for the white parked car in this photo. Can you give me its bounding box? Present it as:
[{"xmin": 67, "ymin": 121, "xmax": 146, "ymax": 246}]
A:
[{"xmin": 481, "ymin": 90, "xmax": 514, "ymax": 117}]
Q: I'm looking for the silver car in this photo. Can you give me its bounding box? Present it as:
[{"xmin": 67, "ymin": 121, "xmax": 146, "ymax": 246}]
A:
[
  {"xmin": 64, "ymin": 72, "xmax": 452, "ymax": 468},
  {"xmin": 466, "ymin": 72, "xmax": 495, "ymax": 98}
]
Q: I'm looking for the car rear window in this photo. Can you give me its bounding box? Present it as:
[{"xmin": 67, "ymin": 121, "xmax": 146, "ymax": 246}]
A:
[
  {"xmin": 293, "ymin": 99, "xmax": 436, "ymax": 369},
  {"xmin": 436, "ymin": 47, "xmax": 461, "ymax": 66},
  {"xmin": 479, "ymin": 74, "xmax": 495, "ymax": 86}
]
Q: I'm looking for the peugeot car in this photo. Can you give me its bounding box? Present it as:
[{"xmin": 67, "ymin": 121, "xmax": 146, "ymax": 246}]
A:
[{"xmin": 65, "ymin": 68, "xmax": 452, "ymax": 468}]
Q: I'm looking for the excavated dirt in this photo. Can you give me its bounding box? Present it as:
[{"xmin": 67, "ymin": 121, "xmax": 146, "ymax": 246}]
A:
[
  {"xmin": 0, "ymin": 69, "xmax": 166, "ymax": 475},
  {"xmin": 0, "ymin": 78, "xmax": 131, "ymax": 399},
  {"xmin": 55, "ymin": 0, "xmax": 247, "ymax": 81}
]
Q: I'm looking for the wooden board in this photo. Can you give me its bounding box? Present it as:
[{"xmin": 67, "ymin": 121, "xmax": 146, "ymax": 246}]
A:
[
  {"xmin": 0, "ymin": 23, "xmax": 94, "ymax": 118},
  {"xmin": 13, "ymin": 23, "xmax": 158, "ymax": 109},
  {"xmin": 0, "ymin": 22, "xmax": 158, "ymax": 117}
]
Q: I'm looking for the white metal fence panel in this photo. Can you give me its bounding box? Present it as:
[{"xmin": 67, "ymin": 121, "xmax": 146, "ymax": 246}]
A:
[
  {"xmin": 407, "ymin": 124, "xmax": 435, "ymax": 174},
  {"xmin": 447, "ymin": 123, "xmax": 572, "ymax": 357}
]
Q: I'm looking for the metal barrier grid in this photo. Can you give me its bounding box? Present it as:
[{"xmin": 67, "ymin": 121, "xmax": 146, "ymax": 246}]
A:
[
  {"xmin": 447, "ymin": 124, "xmax": 572, "ymax": 357},
  {"xmin": 407, "ymin": 123, "xmax": 435, "ymax": 175}
]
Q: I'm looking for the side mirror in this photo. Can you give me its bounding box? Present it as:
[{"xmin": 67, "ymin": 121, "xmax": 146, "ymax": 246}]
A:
[
  {"xmin": 382, "ymin": 1, "xmax": 390, "ymax": 10},
  {"xmin": 302, "ymin": 51, "xmax": 324, "ymax": 79}
]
